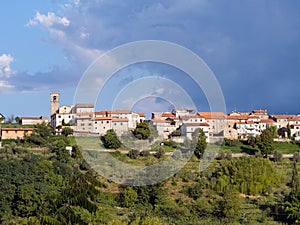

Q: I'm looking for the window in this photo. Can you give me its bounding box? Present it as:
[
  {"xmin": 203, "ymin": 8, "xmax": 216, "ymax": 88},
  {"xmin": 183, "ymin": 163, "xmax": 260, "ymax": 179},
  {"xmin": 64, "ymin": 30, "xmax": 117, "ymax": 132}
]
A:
[
  {"xmin": 15, "ymin": 131, "xmax": 18, "ymax": 134},
  {"xmin": 107, "ymin": 121, "xmax": 109, "ymax": 124},
  {"xmin": 121, "ymin": 123, "xmax": 123, "ymax": 125},
  {"xmin": 58, "ymin": 115, "xmax": 61, "ymax": 118},
  {"xmin": 95, "ymin": 121, "xmax": 97, "ymax": 124},
  {"xmin": 114, "ymin": 123, "xmax": 117, "ymax": 126}
]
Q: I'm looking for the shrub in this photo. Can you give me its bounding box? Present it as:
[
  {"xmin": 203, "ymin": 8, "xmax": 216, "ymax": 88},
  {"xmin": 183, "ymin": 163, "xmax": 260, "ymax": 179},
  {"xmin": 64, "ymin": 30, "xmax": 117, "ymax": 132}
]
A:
[
  {"xmin": 154, "ymin": 147, "xmax": 165, "ymax": 159},
  {"xmin": 128, "ymin": 149, "xmax": 140, "ymax": 159}
]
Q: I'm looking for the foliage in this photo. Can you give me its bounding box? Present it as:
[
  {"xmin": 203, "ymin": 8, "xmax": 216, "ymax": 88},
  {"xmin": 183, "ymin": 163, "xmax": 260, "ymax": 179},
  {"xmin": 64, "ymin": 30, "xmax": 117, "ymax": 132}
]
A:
[
  {"xmin": 128, "ymin": 149, "xmax": 140, "ymax": 159},
  {"xmin": 170, "ymin": 129, "xmax": 181, "ymax": 137},
  {"xmin": 133, "ymin": 122, "xmax": 150, "ymax": 139},
  {"xmin": 211, "ymin": 157, "xmax": 279, "ymax": 195},
  {"xmin": 192, "ymin": 128, "xmax": 207, "ymax": 159},
  {"xmin": 282, "ymin": 161, "xmax": 300, "ymax": 224},
  {"xmin": 62, "ymin": 127, "xmax": 73, "ymax": 137},
  {"xmin": 154, "ymin": 147, "xmax": 165, "ymax": 159},
  {"xmin": 223, "ymin": 138, "xmax": 240, "ymax": 147},
  {"xmin": 214, "ymin": 190, "xmax": 242, "ymax": 224},
  {"xmin": 1, "ymin": 135, "xmax": 300, "ymax": 225},
  {"xmin": 101, "ymin": 129, "xmax": 122, "ymax": 149},
  {"xmin": 161, "ymin": 139, "xmax": 178, "ymax": 148},
  {"xmin": 24, "ymin": 122, "xmax": 54, "ymax": 146},
  {"xmin": 184, "ymin": 182, "xmax": 203, "ymax": 200},
  {"xmin": 257, "ymin": 128, "xmax": 275, "ymax": 157},
  {"xmin": 120, "ymin": 187, "xmax": 138, "ymax": 208}
]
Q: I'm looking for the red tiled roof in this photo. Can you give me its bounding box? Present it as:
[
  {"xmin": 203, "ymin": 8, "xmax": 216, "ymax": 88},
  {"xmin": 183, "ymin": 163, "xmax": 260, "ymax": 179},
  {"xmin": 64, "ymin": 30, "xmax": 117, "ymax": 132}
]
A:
[
  {"xmin": 227, "ymin": 115, "xmax": 249, "ymax": 120},
  {"xmin": 271, "ymin": 114, "xmax": 297, "ymax": 120},
  {"xmin": 260, "ymin": 119, "xmax": 275, "ymax": 124},
  {"xmin": 137, "ymin": 112, "xmax": 145, "ymax": 117},
  {"xmin": 198, "ymin": 112, "xmax": 226, "ymax": 119},
  {"xmin": 95, "ymin": 111, "xmax": 112, "ymax": 115},
  {"xmin": 162, "ymin": 112, "xmax": 175, "ymax": 117}
]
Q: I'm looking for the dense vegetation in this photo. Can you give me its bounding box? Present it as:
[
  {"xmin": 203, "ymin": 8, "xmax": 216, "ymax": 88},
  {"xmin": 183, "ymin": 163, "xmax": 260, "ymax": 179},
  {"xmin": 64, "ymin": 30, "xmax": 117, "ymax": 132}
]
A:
[{"xmin": 0, "ymin": 123, "xmax": 300, "ymax": 224}]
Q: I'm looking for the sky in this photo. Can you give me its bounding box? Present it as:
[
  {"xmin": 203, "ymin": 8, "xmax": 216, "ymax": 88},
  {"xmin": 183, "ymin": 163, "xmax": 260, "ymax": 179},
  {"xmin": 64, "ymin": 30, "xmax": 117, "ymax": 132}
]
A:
[{"xmin": 0, "ymin": 0, "xmax": 300, "ymax": 118}]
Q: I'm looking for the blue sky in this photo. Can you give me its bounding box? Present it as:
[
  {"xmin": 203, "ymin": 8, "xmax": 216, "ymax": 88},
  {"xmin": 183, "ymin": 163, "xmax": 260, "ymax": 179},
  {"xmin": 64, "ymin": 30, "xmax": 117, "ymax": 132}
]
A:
[{"xmin": 0, "ymin": 0, "xmax": 300, "ymax": 118}]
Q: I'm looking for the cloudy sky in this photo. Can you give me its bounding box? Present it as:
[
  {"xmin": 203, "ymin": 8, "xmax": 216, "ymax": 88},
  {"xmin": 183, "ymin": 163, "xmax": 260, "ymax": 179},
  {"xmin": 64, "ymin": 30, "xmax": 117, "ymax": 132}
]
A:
[{"xmin": 0, "ymin": 0, "xmax": 300, "ymax": 118}]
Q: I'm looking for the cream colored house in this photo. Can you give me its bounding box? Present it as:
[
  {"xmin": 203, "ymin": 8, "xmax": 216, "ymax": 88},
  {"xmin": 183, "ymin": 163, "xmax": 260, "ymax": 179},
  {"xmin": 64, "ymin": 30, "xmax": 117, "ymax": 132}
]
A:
[
  {"xmin": 1, "ymin": 127, "xmax": 33, "ymax": 139},
  {"xmin": 21, "ymin": 116, "xmax": 50, "ymax": 125}
]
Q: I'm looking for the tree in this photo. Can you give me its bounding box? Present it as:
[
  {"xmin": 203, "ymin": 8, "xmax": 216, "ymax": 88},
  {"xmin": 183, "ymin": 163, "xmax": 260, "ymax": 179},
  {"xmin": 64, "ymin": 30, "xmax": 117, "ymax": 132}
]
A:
[
  {"xmin": 283, "ymin": 161, "xmax": 300, "ymax": 223},
  {"xmin": 128, "ymin": 149, "xmax": 139, "ymax": 159},
  {"xmin": 193, "ymin": 128, "xmax": 207, "ymax": 159},
  {"xmin": 62, "ymin": 127, "xmax": 73, "ymax": 137},
  {"xmin": 133, "ymin": 122, "xmax": 151, "ymax": 139},
  {"xmin": 154, "ymin": 147, "xmax": 165, "ymax": 159},
  {"xmin": 15, "ymin": 116, "xmax": 21, "ymax": 124},
  {"xmin": 287, "ymin": 123, "xmax": 292, "ymax": 139},
  {"xmin": 257, "ymin": 128, "xmax": 274, "ymax": 157},
  {"xmin": 120, "ymin": 187, "xmax": 138, "ymax": 208},
  {"xmin": 101, "ymin": 129, "xmax": 121, "ymax": 149},
  {"xmin": 215, "ymin": 190, "xmax": 242, "ymax": 224}
]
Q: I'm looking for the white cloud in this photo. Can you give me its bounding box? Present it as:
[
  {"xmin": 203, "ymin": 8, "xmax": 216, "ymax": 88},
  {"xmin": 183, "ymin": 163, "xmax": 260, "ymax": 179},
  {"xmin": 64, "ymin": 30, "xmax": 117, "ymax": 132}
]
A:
[
  {"xmin": 0, "ymin": 80, "xmax": 14, "ymax": 92},
  {"xmin": 27, "ymin": 12, "xmax": 70, "ymax": 28},
  {"xmin": 0, "ymin": 54, "xmax": 15, "ymax": 77}
]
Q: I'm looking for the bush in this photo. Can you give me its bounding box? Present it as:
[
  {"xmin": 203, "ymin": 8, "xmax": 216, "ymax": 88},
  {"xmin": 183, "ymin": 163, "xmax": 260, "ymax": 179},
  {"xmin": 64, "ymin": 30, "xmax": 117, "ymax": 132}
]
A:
[
  {"xmin": 162, "ymin": 140, "xmax": 178, "ymax": 148},
  {"xmin": 128, "ymin": 149, "xmax": 140, "ymax": 159},
  {"xmin": 154, "ymin": 147, "xmax": 165, "ymax": 159},
  {"xmin": 185, "ymin": 183, "xmax": 203, "ymax": 200},
  {"xmin": 223, "ymin": 138, "xmax": 240, "ymax": 147}
]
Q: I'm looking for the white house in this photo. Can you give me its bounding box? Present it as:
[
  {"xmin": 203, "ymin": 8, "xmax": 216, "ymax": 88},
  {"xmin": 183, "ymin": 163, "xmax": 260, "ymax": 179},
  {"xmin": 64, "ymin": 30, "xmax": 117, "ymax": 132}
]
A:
[{"xmin": 21, "ymin": 116, "xmax": 50, "ymax": 125}]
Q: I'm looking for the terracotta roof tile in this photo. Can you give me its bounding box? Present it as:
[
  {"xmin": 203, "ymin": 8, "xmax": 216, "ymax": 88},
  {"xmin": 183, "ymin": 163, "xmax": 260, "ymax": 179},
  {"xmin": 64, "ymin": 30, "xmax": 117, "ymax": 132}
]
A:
[{"xmin": 198, "ymin": 112, "xmax": 226, "ymax": 119}]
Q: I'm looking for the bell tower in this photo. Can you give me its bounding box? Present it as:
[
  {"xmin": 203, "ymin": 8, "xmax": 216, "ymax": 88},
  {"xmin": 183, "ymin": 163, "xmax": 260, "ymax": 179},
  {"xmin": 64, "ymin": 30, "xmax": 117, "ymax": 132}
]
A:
[{"xmin": 50, "ymin": 92, "xmax": 60, "ymax": 116}]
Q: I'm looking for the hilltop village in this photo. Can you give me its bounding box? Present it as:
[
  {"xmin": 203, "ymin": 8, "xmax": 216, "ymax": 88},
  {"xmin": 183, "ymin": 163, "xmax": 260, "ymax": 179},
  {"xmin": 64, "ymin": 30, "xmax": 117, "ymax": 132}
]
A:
[{"xmin": 0, "ymin": 92, "xmax": 300, "ymax": 142}]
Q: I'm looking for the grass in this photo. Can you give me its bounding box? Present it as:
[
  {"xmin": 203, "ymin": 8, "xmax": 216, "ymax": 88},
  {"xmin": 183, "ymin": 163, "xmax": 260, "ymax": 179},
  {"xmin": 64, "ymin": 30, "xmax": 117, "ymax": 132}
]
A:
[
  {"xmin": 221, "ymin": 141, "xmax": 300, "ymax": 154},
  {"xmin": 273, "ymin": 142, "xmax": 300, "ymax": 154}
]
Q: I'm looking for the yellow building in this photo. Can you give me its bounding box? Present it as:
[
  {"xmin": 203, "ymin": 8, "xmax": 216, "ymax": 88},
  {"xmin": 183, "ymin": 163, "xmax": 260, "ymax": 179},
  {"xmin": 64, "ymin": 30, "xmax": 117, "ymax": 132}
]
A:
[{"xmin": 0, "ymin": 127, "xmax": 33, "ymax": 139}]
